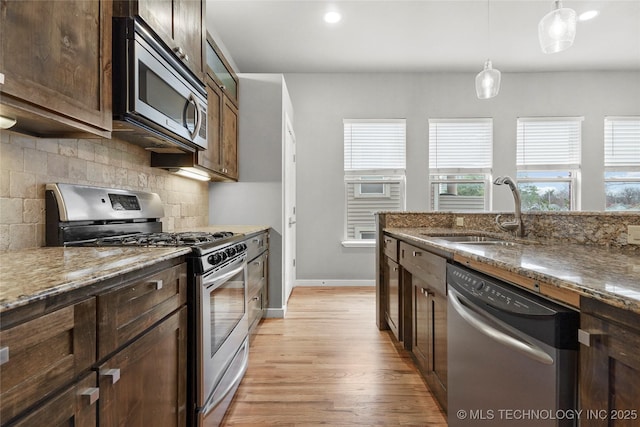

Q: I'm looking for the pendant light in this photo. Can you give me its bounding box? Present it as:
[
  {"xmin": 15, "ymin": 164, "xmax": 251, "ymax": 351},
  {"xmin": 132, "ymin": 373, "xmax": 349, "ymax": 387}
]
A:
[
  {"xmin": 538, "ymin": 0, "xmax": 577, "ymax": 54},
  {"xmin": 475, "ymin": 0, "xmax": 501, "ymax": 99}
]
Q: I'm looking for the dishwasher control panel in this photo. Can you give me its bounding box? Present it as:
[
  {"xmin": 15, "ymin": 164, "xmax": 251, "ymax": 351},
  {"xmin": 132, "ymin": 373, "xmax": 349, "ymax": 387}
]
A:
[{"xmin": 448, "ymin": 264, "xmax": 556, "ymax": 316}]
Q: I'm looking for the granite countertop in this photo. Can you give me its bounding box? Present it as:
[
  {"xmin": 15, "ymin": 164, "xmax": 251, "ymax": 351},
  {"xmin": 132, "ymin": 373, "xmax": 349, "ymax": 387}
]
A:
[
  {"xmin": 0, "ymin": 226, "xmax": 270, "ymax": 314},
  {"xmin": 0, "ymin": 246, "xmax": 192, "ymax": 313},
  {"xmin": 385, "ymin": 227, "xmax": 640, "ymax": 315}
]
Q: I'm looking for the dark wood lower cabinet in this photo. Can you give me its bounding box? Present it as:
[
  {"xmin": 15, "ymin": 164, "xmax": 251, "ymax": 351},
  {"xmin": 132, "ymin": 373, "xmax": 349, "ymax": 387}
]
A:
[
  {"xmin": 384, "ymin": 256, "xmax": 401, "ymax": 341},
  {"xmin": 579, "ymin": 297, "xmax": 640, "ymax": 427},
  {"xmin": 411, "ymin": 275, "xmax": 447, "ymax": 413},
  {"xmin": 98, "ymin": 306, "xmax": 187, "ymax": 427},
  {"xmin": 8, "ymin": 373, "xmax": 98, "ymax": 427}
]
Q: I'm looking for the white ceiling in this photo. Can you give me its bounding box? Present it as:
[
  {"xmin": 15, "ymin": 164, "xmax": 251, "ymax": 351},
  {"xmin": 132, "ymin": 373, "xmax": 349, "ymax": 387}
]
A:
[{"xmin": 206, "ymin": 0, "xmax": 640, "ymax": 73}]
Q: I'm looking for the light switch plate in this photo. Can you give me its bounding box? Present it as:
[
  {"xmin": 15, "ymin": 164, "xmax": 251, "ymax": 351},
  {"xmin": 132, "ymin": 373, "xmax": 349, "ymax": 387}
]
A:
[
  {"xmin": 628, "ymin": 225, "xmax": 640, "ymax": 245},
  {"xmin": 456, "ymin": 217, "xmax": 464, "ymax": 227}
]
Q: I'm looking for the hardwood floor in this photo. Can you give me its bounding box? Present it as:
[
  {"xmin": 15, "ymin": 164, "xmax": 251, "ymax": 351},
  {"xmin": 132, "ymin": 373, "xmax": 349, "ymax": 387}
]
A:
[{"xmin": 220, "ymin": 286, "xmax": 447, "ymax": 426}]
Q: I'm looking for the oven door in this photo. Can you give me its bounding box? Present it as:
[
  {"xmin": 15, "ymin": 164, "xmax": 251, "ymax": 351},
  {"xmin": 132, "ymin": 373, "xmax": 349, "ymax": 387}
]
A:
[{"xmin": 197, "ymin": 254, "xmax": 248, "ymax": 415}]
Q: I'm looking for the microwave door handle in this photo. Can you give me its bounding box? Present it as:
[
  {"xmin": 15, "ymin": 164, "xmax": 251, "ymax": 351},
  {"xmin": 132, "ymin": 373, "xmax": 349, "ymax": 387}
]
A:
[{"xmin": 188, "ymin": 92, "xmax": 202, "ymax": 141}]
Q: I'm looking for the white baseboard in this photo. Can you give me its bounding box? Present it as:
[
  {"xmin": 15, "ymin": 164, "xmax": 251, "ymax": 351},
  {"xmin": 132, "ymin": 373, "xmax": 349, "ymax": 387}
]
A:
[{"xmin": 294, "ymin": 279, "xmax": 375, "ymax": 287}]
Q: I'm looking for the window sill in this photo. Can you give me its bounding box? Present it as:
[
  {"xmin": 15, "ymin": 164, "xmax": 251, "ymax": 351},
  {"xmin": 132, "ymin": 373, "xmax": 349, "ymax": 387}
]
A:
[{"xmin": 341, "ymin": 240, "xmax": 376, "ymax": 248}]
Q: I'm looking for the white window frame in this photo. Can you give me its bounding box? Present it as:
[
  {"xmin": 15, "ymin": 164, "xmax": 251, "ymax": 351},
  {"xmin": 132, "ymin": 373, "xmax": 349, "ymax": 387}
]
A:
[
  {"xmin": 604, "ymin": 116, "xmax": 640, "ymax": 211},
  {"xmin": 428, "ymin": 118, "xmax": 493, "ymax": 211},
  {"xmin": 516, "ymin": 117, "xmax": 583, "ymax": 211},
  {"xmin": 343, "ymin": 119, "xmax": 406, "ymax": 246}
]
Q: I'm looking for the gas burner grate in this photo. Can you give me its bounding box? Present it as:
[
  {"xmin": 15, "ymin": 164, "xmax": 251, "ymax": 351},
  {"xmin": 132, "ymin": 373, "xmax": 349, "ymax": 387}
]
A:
[{"xmin": 91, "ymin": 231, "xmax": 236, "ymax": 247}]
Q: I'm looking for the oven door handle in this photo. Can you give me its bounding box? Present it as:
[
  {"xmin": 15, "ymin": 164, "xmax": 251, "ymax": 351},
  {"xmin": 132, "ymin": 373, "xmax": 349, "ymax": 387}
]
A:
[
  {"xmin": 203, "ymin": 258, "xmax": 246, "ymax": 290},
  {"xmin": 201, "ymin": 344, "xmax": 249, "ymax": 416}
]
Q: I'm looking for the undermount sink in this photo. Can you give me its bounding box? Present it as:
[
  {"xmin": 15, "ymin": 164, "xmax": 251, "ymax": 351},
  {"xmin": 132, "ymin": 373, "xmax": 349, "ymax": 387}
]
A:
[{"xmin": 421, "ymin": 234, "xmax": 520, "ymax": 246}]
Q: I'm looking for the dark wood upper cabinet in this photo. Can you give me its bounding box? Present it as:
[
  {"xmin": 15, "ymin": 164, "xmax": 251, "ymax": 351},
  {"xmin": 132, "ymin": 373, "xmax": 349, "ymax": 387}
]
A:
[
  {"xmin": 114, "ymin": 0, "xmax": 204, "ymax": 80},
  {"xmin": 0, "ymin": 0, "xmax": 112, "ymax": 138}
]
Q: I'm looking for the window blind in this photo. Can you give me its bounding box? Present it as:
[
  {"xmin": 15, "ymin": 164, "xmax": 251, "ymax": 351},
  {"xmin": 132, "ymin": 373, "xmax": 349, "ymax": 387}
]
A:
[
  {"xmin": 604, "ymin": 117, "xmax": 640, "ymax": 167},
  {"xmin": 428, "ymin": 119, "xmax": 492, "ymax": 170},
  {"xmin": 344, "ymin": 120, "xmax": 406, "ymax": 171},
  {"xmin": 517, "ymin": 117, "xmax": 583, "ymax": 169}
]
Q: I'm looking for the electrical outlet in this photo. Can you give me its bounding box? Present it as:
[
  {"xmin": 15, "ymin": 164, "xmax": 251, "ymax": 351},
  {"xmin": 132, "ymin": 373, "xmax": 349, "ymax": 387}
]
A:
[
  {"xmin": 456, "ymin": 217, "xmax": 464, "ymax": 227},
  {"xmin": 628, "ymin": 225, "xmax": 640, "ymax": 245}
]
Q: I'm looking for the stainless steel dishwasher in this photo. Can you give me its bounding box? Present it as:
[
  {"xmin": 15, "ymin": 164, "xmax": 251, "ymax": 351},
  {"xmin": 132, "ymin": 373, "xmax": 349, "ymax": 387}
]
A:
[{"xmin": 447, "ymin": 263, "xmax": 579, "ymax": 427}]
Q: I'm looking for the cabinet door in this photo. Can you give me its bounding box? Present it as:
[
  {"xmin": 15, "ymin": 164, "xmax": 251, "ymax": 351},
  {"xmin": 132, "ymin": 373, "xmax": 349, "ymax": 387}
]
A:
[
  {"xmin": 221, "ymin": 95, "xmax": 239, "ymax": 179},
  {"xmin": 200, "ymin": 77, "xmax": 223, "ymax": 172},
  {"xmin": 430, "ymin": 292, "xmax": 448, "ymax": 412},
  {"xmin": 0, "ymin": 298, "xmax": 96, "ymax": 423},
  {"xmin": 579, "ymin": 306, "xmax": 640, "ymax": 427},
  {"xmin": 385, "ymin": 257, "xmax": 401, "ymax": 341},
  {"xmin": 128, "ymin": 0, "xmax": 202, "ymax": 78},
  {"xmin": 412, "ymin": 277, "xmax": 431, "ymax": 374},
  {"xmin": 0, "ymin": 0, "xmax": 112, "ymax": 136},
  {"xmin": 98, "ymin": 307, "xmax": 187, "ymax": 427},
  {"xmin": 10, "ymin": 372, "xmax": 98, "ymax": 427},
  {"xmin": 172, "ymin": 0, "xmax": 203, "ymax": 76}
]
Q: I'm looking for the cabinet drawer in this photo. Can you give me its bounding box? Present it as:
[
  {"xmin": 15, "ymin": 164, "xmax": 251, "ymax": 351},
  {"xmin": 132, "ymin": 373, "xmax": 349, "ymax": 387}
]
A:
[
  {"xmin": 97, "ymin": 263, "xmax": 187, "ymax": 359},
  {"xmin": 0, "ymin": 298, "xmax": 96, "ymax": 423},
  {"xmin": 400, "ymin": 242, "xmax": 446, "ymax": 295},
  {"xmin": 9, "ymin": 372, "xmax": 98, "ymax": 427},
  {"xmin": 246, "ymin": 232, "xmax": 268, "ymax": 261},
  {"xmin": 247, "ymin": 252, "xmax": 267, "ymax": 297},
  {"xmin": 383, "ymin": 235, "xmax": 398, "ymax": 262}
]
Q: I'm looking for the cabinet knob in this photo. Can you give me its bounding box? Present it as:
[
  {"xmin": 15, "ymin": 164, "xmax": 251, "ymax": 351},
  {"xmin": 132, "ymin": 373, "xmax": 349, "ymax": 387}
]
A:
[
  {"xmin": 80, "ymin": 387, "xmax": 100, "ymax": 406},
  {"xmin": 100, "ymin": 368, "xmax": 121, "ymax": 385},
  {"xmin": 151, "ymin": 279, "xmax": 163, "ymax": 290},
  {"xmin": 251, "ymin": 296, "xmax": 260, "ymax": 302},
  {"xmin": 393, "ymin": 267, "xmax": 398, "ymax": 272},
  {"xmin": 0, "ymin": 346, "xmax": 9, "ymax": 365},
  {"xmin": 578, "ymin": 329, "xmax": 603, "ymax": 347},
  {"xmin": 174, "ymin": 46, "xmax": 185, "ymax": 58},
  {"xmin": 253, "ymin": 260, "xmax": 261, "ymax": 266}
]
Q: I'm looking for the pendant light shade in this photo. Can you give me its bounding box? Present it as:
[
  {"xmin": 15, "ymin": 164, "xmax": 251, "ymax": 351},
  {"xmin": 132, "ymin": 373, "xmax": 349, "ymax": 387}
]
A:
[
  {"xmin": 538, "ymin": 0, "xmax": 577, "ymax": 54},
  {"xmin": 475, "ymin": 60, "xmax": 501, "ymax": 99}
]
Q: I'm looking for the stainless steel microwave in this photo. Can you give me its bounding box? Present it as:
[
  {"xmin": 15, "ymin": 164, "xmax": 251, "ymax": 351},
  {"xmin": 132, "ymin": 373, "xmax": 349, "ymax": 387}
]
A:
[{"xmin": 112, "ymin": 18, "xmax": 207, "ymax": 153}]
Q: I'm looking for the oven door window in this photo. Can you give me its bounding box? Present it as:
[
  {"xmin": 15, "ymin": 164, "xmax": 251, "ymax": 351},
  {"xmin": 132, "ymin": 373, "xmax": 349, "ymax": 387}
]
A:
[{"xmin": 209, "ymin": 268, "xmax": 245, "ymax": 357}]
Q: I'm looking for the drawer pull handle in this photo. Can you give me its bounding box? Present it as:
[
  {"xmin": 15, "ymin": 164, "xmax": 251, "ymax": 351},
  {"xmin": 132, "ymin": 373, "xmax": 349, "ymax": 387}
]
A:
[
  {"xmin": 412, "ymin": 251, "xmax": 422, "ymax": 257},
  {"xmin": 151, "ymin": 280, "xmax": 163, "ymax": 290},
  {"xmin": 80, "ymin": 387, "xmax": 100, "ymax": 405},
  {"xmin": 0, "ymin": 347, "xmax": 9, "ymax": 365},
  {"xmin": 253, "ymin": 261, "xmax": 261, "ymax": 266},
  {"xmin": 384, "ymin": 239, "xmax": 392, "ymax": 243},
  {"xmin": 101, "ymin": 368, "xmax": 121, "ymax": 385},
  {"xmin": 578, "ymin": 329, "xmax": 603, "ymax": 347}
]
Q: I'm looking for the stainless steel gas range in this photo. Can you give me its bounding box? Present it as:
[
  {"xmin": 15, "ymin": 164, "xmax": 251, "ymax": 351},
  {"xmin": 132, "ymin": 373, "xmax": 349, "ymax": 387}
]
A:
[{"xmin": 45, "ymin": 183, "xmax": 249, "ymax": 427}]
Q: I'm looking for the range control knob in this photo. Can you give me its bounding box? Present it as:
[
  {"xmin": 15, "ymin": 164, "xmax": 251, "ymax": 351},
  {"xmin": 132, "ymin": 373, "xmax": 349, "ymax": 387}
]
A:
[
  {"xmin": 208, "ymin": 252, "xmax": 222, "ymax": 265},
  {"xmin": 225, "ymin": 246, "xmax": 236, "ymax": 257},
  {"xmin": 476, "ymin": 281, "xmax": 486, "ymax": 291}
]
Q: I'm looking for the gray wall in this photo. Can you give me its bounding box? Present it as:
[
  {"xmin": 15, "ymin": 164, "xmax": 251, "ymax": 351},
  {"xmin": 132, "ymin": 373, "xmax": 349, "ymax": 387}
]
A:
[
  {"xmin": 209, "ymin": 74, "xmax": 292, "ymax": 314},
  {"xmin": 283, "ymin": 71, "xmax": 640, "ymax": 282}
]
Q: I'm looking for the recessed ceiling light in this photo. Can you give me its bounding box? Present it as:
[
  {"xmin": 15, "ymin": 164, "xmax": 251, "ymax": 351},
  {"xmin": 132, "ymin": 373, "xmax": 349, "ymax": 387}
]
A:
[
  {"xmin": 324, "ymin": 11, "xmax": 342, "ymax": 24},
  {"xmin": 578, "ymin": 10, "xmax": 599, "ymax": 21}
]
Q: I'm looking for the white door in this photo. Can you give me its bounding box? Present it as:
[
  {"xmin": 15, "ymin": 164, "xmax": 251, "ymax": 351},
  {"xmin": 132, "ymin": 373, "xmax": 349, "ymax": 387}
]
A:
[{"xmin": 283, "ymin": 115, "xmax": 296, "ymax": 304}]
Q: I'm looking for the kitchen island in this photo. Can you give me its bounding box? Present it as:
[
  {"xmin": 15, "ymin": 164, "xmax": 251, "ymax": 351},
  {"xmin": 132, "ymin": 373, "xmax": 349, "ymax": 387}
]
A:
[{"xmin": 376, "ymin": 211, "xmax": 640, "ymax": 424}]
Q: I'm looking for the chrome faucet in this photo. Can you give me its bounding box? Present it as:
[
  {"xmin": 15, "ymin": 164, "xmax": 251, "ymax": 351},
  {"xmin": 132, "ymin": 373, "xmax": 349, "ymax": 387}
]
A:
[{"xmin": 493, "ymin": 176, "xmax": 525, "ymax": 237}]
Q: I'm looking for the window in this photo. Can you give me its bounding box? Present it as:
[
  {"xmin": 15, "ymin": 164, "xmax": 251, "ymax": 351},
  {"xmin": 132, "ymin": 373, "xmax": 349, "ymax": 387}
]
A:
[
  {"xmin": 516, "ymin": 117, "xmax": 583, "ymax": 211},
  {"xmin": 604, "ymin": 117, "xmax": 640, "ymax": 211},
  {"xmin": 428, "ymin": 119, "xmax": 492, "ymax": 211},
  {"xmin": 344, "ymin": 119, "xmax": 406, "ymax": 243}
]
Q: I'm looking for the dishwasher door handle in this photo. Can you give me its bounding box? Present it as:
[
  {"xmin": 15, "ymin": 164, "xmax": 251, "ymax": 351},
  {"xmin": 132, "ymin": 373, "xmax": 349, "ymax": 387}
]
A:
[{"xmin": 448, "ymin": 288, "xmax": 554, "ymax": 365}]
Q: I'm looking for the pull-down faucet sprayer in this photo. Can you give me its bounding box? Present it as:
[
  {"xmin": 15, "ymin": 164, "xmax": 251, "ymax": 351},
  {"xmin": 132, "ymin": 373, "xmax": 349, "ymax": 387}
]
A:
[{"xmin": 493, "ymin": 176, "xmax": 525, "ymax": 237}]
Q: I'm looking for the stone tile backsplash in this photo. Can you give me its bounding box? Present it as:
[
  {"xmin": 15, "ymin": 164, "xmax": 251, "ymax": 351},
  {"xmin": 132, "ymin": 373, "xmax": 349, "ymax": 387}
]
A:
[{"xmin": 0, "ymin": 130, "xmax": 209, "ymax": 251}]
